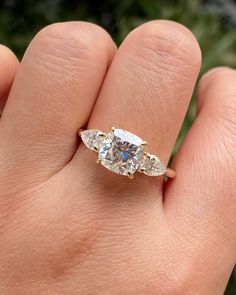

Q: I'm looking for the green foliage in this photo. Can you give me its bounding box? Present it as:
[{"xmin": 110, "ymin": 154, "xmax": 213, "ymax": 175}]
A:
[{"xmin": 0, "ymin": 0, "xmax": 235, "ymax": 292}]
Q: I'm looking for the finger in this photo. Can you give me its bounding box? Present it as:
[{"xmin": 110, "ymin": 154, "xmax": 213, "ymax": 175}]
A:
[
  {"xmin": 73, "ymin": 20, "xmax": 201, "ymax": 192},
  {"xmin": 0, "ymin": 22, "xmax": 116, "ymax": 190},
  {"xmin": 0, "ymin": 45, "xmax": 19, "ymax": 113},
  {"xmin": 164, "ymin": 67, "xmax": 236, "ymax": 293}
]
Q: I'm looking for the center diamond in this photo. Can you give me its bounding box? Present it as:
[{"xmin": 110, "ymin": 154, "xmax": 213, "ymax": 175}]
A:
[{"xmin": 98, "ymin": 129, "xmax": 145, "ymax": 176}]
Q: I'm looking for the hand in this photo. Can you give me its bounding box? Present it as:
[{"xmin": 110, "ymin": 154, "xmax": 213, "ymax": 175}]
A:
[{"xmin": 0, "ymin": 21, "xmax": 235, "ymax": 295}]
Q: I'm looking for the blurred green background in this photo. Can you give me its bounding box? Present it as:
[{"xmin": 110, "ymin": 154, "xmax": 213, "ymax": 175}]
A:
[{"xmin": 0, "ymin": 0, "xmax": 235, "ymax": 293}]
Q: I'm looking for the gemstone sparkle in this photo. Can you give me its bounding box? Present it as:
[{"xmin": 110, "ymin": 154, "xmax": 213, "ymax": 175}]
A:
[{"xmin": 98, "ymin": 129, "xmax": 145, "ymax": 176}]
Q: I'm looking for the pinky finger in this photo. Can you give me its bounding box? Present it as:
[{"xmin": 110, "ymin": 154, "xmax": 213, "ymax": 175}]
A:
[{"xmin": 0, "ymin": 45, "xmax": 19, "ymax": 113}]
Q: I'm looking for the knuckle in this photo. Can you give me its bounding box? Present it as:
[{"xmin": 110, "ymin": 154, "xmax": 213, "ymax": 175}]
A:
[
  {"xmin": 163, "ymin": 266, "xmax": 193, "ymax": 294},
  {"xmin": 199, "ymin": 67, "xmax": 236, "ymax": 89},
  {"xmin": 127, "ymin": 20, "xmax": 201, "ymax": 73},
  {"xmin": 148, "ymin": 261, "xmax": 198, "ymax": 295}
]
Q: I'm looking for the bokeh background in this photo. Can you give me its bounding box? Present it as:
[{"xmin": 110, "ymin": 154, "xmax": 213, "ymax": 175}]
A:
[{"xmin": 0, "ymin": 0, "xmax": 236, "ymax": 293}]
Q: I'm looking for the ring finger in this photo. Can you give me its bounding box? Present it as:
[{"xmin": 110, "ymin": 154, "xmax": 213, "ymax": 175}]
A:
[{"xmin": 72, "ymin": 20, "xmax": 201, "ymax": 198}]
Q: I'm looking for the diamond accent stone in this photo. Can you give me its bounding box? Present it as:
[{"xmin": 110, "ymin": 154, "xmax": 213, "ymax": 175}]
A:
[
  {"xmin": 80, "ymin": 129, "xmax": 104, "ymax": 151},
  {"xmin": 98, "ymin": 129, "xmax": 145, "ymax": 176},
  {"xmin": 140, "ymin": 153, "xmax": 166, "ymax": 176}
]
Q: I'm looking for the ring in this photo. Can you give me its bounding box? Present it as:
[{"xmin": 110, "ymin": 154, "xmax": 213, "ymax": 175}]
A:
[{"xmin": 80, "ymin": 128, "xmax": 176, "ymax": 179}]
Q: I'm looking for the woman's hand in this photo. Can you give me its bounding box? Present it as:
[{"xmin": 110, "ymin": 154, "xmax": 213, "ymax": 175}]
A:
[{"xmin": 0, "ymin": 20, "xmax": 235, "ymax": 295}]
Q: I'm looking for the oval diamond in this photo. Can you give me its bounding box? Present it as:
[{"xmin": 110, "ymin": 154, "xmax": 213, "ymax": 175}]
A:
[
  {"xmin": 139, "ymin": 153, "xmax": 166, "ymax": 176},
  {"xmin": 80, "ymin": 129, "xmax": 104, "ymax": 151},
  {"xmin": 98, "ymin": 129, "xmax": 145, "ymax": 176}
]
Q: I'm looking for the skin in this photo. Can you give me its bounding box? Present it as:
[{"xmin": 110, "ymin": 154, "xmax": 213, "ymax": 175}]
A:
[
  {"xmin": 0, "ymin": 20, "xmax": 235, "ymax": 295},
  {"xmin": 0, "ymin": 45, "xmax": 19, "ymax": 112}
]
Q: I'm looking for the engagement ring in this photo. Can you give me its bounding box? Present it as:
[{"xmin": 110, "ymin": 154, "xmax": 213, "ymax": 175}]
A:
[{"xmin": 80, "ymin": 128, "xmax": 176, "ymax": 179}]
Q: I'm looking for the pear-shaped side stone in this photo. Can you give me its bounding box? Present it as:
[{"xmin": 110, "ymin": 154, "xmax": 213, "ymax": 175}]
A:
[
  {"xmin": 80, "ymin": 129, "xmax": 104, "ymax": 151},
  {"xmin": 140, "ymin": 153, "xmax": 166, "ymax": 176}
]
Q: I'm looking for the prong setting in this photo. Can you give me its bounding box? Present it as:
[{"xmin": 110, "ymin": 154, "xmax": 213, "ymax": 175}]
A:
[
  {"xmin": 78, "ymin": 129, "xmax": 84, "ymax": 136},
  {"xmin": 138, "ymin": 168, "xmax": 146, "ymax": 173},
  {"xmin": 144, "ymin": 152, "xmax": 151, "ymax": 159},
  {"xmin": 127, "ymin": 172, "xmax": 134, "ymax": 179}
]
